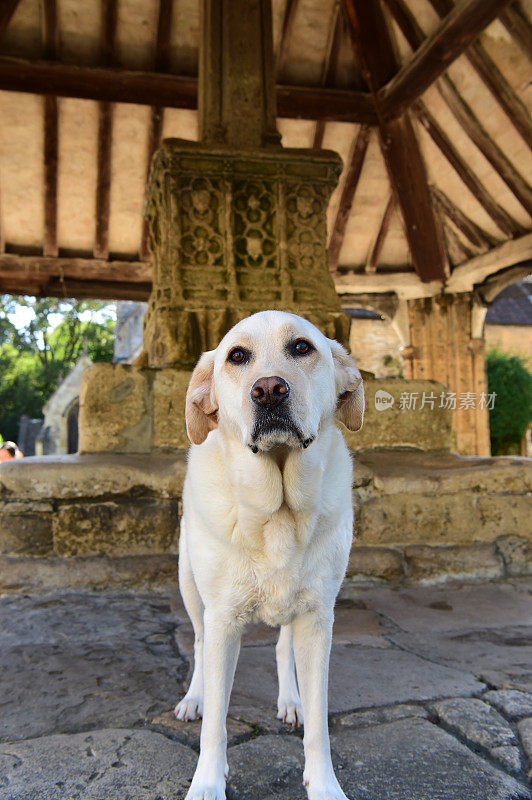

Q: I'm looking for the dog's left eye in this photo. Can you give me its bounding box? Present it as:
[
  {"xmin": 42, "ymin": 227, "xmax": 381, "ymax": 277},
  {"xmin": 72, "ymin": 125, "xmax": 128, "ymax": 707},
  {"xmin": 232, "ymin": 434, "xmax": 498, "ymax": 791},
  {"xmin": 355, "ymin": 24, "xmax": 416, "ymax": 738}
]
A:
[{"xmin": 291, "ymin": 339, "xmax": 314, "ymax": 356}]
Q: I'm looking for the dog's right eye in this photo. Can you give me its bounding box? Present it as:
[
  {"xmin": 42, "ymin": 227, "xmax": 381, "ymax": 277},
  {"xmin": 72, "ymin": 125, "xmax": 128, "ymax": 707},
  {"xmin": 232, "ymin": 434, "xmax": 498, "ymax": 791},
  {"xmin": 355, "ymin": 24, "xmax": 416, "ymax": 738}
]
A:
[{"xmin": 227, "ymin": 347, "xmax": 249, "ymax": 364}]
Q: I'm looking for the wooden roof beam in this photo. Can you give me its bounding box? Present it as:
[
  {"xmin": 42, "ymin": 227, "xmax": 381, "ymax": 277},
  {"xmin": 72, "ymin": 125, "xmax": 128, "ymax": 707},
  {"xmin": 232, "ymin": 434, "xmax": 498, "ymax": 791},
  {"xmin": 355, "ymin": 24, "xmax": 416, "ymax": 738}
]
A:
[
  {"xmin": 277, "ymin": 0, "xmax": 299, "ymax": 80},
  {"xmin": 414, "ymin": 102, "xmax": 521, "ymax": 237},
  {"xmin": 42, "ymin": 0, "xmax": 59, "ymax": 258},
  {"xmin": 438, "ymin": 75, "xmax": 532, "ymax": 217},
  {"xmin": 380, "ymin": 0, "xmax": 513, "ymax": 119},
  {"xmin": 0, "ymin": 0, "xmax": 22, "ymax": 41},
  {"xmin": 313, "ymin": 2, "xmax": 343, "ymax": 148},
  {"xmin": 328, "ymin": 125, "xmax": 371, "ymax": 271},
  {"xmin": 416, "ymin": 0, "xmax": 532, "ymax": 149},
  {"xmin": 94, "ymin": 0, "xmax": 118, "ymax": 260},
  {"xmin": 0, "ymin": 56, "xmax": 377, "ymax": 124},
  {"xmin": 0, "ymin": 253, "xmax": 152, "ymax": 300},
  {"xmin": 342, "ymin": 0, "xmax": 447, "ymax": 283}
]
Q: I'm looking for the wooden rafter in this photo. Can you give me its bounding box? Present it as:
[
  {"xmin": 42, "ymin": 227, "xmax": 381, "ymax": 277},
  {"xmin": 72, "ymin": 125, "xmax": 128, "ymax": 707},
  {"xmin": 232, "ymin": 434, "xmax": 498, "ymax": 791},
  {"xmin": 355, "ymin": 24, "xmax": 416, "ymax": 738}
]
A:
[
  {"xmin": 94, "ymin": 0, "xmax": 118, "ymax": 260},
  {"xmin": 277, "ymin": 0, "xmax": 299, "ymax": 80},
  {"xmin": 431, "ymin": 186, "xmax": 497, "ymax": 250},
  {"xmin": 438, "ymin": 75, "xmax": 532, "ymax": 217},
  {"xmin": 499, "ymin": 2, "xmax": 532, "ymax": 62},
  {"xmin": 313, "ymin": 2, "xmax": 343, "ymax": 149},
  {"xmin": 366, "ymin": 193, "xmax": 396, "ymax": 273},
  {"xmin": 417, "ymin": 0, "xmax": 532, "ymax": 149},
  {"xmin": 41, "ymin": 0, "xmax": 59, "ymax": 258},
  {"xmin": 0, "ymin": 57, "xmax": 377, "ymax": 124},
  {"xmin": 140, "ymin": 0, "xmax": 174, "ymax": 261},
  {"xmin": 414, "ymin": 102, "xmax": 521, "ymax": 237},
  {"xmin": 328, "ymin": 125, "xmax": 371, "ymax": 271},
  {"xmin": 342, "ymin": 0, "xmax": 447, "ymax": 283},
  {"xmin": 0, "ymin": 0, "xmax": 22, "ymax": 40},
  {"xmin": 380, "ymin": 0, "xmax": 513, "ymax": 119}
]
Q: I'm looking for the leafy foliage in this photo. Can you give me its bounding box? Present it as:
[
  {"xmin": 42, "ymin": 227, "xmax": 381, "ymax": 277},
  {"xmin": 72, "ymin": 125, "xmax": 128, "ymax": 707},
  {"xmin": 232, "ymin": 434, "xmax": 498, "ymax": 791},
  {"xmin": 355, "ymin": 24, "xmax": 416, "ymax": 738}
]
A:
[
  {"xmin": 0, "ymin": 297, "xmax": 116, "ymax": 441},
  {"xmin": 486, "ymin": 349, "xmax": 532, "ymax": 455}
]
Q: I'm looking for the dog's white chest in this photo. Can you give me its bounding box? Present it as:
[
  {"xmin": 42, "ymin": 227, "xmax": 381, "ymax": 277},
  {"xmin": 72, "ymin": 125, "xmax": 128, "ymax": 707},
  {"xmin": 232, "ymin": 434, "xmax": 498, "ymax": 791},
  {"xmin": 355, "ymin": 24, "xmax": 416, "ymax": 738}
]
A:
[{"xmin": 233, "ymin": 505, "xmax": 315, "ymax": 627}]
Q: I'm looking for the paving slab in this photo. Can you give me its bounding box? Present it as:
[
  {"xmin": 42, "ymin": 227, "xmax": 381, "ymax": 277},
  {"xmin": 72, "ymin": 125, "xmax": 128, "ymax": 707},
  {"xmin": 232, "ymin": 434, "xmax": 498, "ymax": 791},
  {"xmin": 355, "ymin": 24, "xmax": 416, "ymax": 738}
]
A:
[
  {"xmin": 359, "ymin": 583, "xmax": 532, "ymax": 635},
  {"xmin": 518, "ymin": 718, "xmax": 532, "ymax": 781},
  {"xmin": 330, "ymin": 717, "xmax": 531, "ymax": 800},
  {"xmin": 386, "ymin": 627, "xmax": 532, "ymax": 693},
  {"xmin": 485, "ymin": 690, "xmax": 532, "ymax": 721},
  {"xmin": 430, "ymin": 697, "xmax": 521, "ymax": 773},
  {"xmin": 0, "ymin": 728, "xmax": 197, "ymax": 800},
  {"xmin": 227, "ymin": 735, "xmax": 305, "ymax": 800},
  {"xmin": 0, "ymin": 592, "xmax": 186, "ymax": 742}
]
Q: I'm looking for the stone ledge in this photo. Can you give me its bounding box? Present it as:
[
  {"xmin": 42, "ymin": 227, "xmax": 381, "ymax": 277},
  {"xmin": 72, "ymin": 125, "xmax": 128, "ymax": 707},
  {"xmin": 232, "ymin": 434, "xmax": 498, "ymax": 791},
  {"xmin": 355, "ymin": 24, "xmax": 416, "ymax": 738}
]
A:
[
  {"xmin": 0, "ymin": 554, "xmax": 178, "ymax": 594},
  {"xmin": 0, "ymin": 449, "xmax": 529, "ymax": 589}
]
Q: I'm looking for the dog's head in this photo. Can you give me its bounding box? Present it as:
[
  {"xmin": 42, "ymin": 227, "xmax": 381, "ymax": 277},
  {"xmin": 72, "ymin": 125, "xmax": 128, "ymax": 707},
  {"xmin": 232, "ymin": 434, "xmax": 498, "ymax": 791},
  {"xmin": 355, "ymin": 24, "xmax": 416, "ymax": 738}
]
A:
[{"xmin": 185, "ymin": 310, "xmax": 364, "ymax": 451}]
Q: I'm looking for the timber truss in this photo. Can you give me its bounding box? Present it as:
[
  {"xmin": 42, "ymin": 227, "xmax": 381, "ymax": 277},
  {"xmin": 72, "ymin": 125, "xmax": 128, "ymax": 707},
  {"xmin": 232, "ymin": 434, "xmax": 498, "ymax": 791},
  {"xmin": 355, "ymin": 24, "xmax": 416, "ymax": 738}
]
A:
[{"xmin": 0, "ymin": 0, "xmax": 530, "ymax": 300}]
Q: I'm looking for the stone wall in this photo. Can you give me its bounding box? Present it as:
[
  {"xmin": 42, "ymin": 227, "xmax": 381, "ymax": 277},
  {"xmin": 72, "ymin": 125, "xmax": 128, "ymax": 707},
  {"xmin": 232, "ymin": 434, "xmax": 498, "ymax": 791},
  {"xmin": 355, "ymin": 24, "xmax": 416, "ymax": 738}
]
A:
[
  {"xmin": 349, "ymin": 317, "xmax": 404, "ymax": 378},
  {"xmin": 0, "ymin": 450, "xmax": 530, "ymax": 593}
]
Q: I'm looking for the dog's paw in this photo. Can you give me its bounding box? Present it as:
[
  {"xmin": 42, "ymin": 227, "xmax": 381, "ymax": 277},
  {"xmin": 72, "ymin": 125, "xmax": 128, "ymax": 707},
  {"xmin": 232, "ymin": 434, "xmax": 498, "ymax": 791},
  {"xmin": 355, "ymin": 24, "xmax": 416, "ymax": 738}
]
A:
[
  {"xmin": 174, "ymin": 694, "xmax": 203, "ymax": 721},
  {"xmin": 277, "ymin": 697, "xmax": 303, "ymax": 726},
  {"xmin": 304, "ymin": 778, "xmax": 349, "ymax": 800},
  {"xmin": 185, "ymin": 781, "xmax": 226, "ymax": 800}
]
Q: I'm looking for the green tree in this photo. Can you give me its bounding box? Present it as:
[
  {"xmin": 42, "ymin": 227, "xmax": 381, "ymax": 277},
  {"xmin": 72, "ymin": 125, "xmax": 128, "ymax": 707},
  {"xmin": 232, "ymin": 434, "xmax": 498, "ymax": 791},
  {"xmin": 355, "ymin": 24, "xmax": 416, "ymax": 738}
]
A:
[
  {"xmin": 486, "ymin": 349, "xmax": 532, "ymax": 455},
  {"xmin": 0, "ymin": 296, "xmax": 116, "ymax": 441}
]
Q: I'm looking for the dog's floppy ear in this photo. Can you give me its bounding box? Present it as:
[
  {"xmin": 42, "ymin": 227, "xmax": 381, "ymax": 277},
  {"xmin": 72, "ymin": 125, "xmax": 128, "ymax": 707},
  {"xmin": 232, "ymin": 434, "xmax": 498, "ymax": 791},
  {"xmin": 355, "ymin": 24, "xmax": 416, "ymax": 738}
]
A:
[
  {"xmin": 185, "ymin": 350, "xmax": 218, "ymax": 445},
  {"xmin": 329, "ymin": 339, "xmax": 364, "ymax": 432}
]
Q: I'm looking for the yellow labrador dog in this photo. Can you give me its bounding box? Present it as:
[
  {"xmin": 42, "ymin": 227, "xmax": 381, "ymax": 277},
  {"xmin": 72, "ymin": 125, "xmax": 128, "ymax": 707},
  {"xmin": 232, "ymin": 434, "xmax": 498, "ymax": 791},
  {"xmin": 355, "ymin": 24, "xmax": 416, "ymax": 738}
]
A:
[{"xmin": 176, "ymin": 310, "xmax": 364, "ymax": 800}]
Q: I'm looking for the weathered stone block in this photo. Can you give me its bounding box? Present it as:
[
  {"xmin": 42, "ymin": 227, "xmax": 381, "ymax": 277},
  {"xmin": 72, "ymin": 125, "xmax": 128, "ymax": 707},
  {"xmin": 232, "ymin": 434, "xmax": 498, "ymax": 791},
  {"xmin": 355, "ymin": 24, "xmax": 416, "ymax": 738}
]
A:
[
  {"xmin": 153, "ymin": 369, "xmax": 190, "ymax": 449},
  {"xmin": 0, "ymin": 501, "xmax": 53, "ymax": 555},
  {"xmin": 496, "ymin": 535, "xmax": 532, "ymax": 576},
  {"xmin": 347, "ymin": 545, "xmax": 404, "ymax": 582},
  {"xmin": 477, "ymin": 495, "xmax": 532, "ymax": 540},
  {"xmin": 344, "ymin": 379, "xmax": 453, "ymax": 451},
  {"xmin": 79, "ymin": 364, "xmax": 152, "ymax": 454},
  {"xmin": 358, "ymin": 492, "xmax": 482, "ymax": 546},
  {"xmin": 405, "ymin": 543, "xmax": 504, "ymax": 582},
  {"xmin": 53, "ymin": 499, "xmax": 179, "ymax": 557}
]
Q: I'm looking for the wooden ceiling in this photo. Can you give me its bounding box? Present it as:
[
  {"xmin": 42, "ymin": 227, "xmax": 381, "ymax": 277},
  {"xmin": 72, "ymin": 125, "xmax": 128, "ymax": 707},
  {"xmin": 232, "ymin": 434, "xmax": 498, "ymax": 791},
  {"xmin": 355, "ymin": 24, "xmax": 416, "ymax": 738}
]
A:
[{"xmin": 0, "ymin": 0, "xmax": 530, "ymax": 301}]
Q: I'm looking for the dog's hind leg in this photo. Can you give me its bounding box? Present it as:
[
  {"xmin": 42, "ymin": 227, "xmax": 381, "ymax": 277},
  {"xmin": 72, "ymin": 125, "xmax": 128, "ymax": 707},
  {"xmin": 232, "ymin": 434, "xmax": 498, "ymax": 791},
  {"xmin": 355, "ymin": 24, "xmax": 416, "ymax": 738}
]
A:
[
  {"xmin": 175, "ymin": 527, "xmax": 205, "ymax": 721},
  {"xmin": 276, "ymin": 624, "xmax": 303, "ymax": 726}
]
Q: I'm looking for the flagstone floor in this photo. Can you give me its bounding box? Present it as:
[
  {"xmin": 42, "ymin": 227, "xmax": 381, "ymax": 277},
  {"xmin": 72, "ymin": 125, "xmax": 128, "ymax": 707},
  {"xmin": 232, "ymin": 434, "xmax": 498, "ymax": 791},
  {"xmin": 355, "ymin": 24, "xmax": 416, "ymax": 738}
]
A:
[{"xmin": 1, "ymin": 579, "xmax": 531, "ymax": 799}]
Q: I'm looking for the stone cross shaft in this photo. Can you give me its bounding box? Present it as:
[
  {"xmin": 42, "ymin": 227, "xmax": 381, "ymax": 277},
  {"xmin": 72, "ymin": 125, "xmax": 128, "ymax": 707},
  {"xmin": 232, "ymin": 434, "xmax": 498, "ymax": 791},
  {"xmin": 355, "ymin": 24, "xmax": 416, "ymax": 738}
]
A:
[{"xmin": 143, "ymin": 0, "xmax": 350, "ymax": 368}]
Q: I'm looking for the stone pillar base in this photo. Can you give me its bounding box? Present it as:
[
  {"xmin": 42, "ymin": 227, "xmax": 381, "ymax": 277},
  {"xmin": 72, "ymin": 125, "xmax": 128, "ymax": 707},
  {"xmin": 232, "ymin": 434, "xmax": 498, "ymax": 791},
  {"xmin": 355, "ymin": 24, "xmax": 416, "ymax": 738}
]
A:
[{"xmin": 79, "ymin": 363, "xmax": 454, "ymax": 454}]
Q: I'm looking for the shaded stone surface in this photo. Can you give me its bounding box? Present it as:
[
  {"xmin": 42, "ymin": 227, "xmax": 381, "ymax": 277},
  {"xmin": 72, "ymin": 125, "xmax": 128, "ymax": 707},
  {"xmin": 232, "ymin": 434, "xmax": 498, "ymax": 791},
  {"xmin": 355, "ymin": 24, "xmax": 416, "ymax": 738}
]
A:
[
  {"xmin": 430, "ymin": 697, "xmax": 521, "ymax": 773},
  {"xmin": 227, "ymin": 735, "xmax": 305, "ymax": 800},
  {"xmin": 0, "ymin": 593, "xmax": 186, "ymax": 742},
  {"xmin": 0, "ymin": 728, "xmax": 197, "ymax": 800},
  {"xmin": 330, "ymin": 716, "xmax": 531, "ymax": 800}
]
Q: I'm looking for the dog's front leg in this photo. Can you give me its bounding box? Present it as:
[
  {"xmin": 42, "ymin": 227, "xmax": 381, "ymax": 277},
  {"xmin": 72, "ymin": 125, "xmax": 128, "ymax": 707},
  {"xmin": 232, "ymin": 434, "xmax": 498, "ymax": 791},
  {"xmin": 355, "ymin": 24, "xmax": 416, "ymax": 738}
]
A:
[
  {"xmin": 186, "ymin": 608, "xmax": 242, "ymax": 800},
  {"xmin": 293, "ymin": 610, "xmax": 349, "ymax": 800}
]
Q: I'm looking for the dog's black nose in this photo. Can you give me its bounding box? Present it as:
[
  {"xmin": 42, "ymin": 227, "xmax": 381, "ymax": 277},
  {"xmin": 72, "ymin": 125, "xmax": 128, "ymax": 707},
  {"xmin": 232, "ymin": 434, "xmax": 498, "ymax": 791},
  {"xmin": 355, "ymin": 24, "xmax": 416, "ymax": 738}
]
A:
[{"xmin": 251, "ymin": 376, "xmax": 290, "ymax": 409}]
